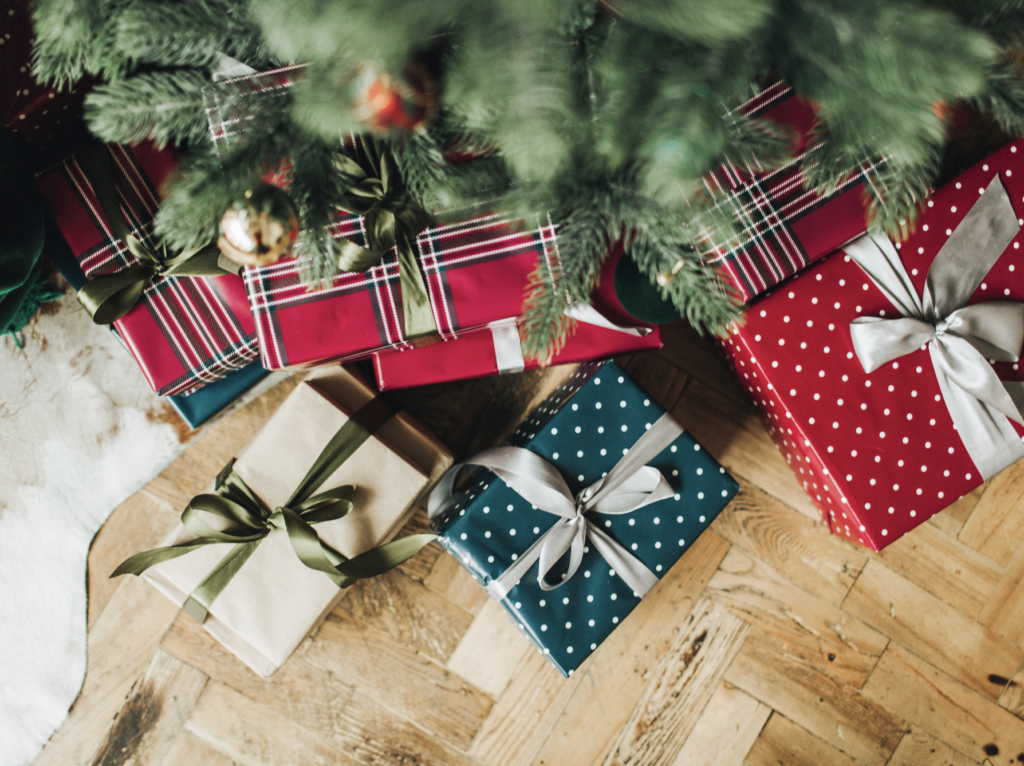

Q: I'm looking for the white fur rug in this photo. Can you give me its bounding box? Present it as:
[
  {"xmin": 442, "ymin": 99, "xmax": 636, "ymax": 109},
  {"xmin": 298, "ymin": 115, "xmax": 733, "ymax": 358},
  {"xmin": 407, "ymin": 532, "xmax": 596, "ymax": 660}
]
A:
[{"xmin": 0, "ymin": 289, "xmax": 187, "ymax": 766}]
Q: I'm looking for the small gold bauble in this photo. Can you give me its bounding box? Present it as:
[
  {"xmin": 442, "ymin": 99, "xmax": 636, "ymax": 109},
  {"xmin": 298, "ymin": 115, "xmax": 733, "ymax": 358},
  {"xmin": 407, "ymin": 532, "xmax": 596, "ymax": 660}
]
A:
[
  {"xmin": 218, "ymin": 184, "xmax": 300, "ymax": 268},
  {"xmin": 656, "ymin": 259, "xmax": 685, "ymax": 286}
]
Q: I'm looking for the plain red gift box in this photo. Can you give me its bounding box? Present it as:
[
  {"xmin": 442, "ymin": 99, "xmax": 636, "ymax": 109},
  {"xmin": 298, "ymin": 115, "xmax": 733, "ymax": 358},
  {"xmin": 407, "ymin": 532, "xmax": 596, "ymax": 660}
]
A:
[
  {"xmin": 371, "ymin": 242, "xmax": 663, "ymax": 390},
  {"xmin": 718, "ymin": 139, "xmax": 1024, "ymax": 550}
]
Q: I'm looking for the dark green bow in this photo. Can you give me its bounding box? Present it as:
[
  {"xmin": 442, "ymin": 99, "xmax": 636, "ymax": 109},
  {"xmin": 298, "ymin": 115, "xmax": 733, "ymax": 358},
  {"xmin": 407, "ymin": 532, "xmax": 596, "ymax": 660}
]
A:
[
  {"xmin": 75, "ymin": 142, "xmax": 228, "ymax": 325},
  {"xmin": 112, "ymin": 396, "xmax": 436, "ymax": 623},
  {"xmin": 335, "ymin": 137, "xmax": 437, "ymax": 338}
]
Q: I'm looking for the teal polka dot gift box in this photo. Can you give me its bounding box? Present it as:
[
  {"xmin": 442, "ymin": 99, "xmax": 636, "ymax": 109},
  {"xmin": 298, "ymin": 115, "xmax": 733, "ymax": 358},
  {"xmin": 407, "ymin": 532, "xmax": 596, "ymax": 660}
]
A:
[{"xmin": 428, "ymin": 361, "xmax": 739, "ymax": 676}]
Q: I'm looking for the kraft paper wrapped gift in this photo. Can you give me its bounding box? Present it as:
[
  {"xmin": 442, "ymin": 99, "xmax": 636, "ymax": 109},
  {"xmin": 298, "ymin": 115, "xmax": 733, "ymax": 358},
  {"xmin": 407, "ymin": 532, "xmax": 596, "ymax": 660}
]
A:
[{"xmin": 142, "ymin": 367, "xmax": 453, "ymax": 676}]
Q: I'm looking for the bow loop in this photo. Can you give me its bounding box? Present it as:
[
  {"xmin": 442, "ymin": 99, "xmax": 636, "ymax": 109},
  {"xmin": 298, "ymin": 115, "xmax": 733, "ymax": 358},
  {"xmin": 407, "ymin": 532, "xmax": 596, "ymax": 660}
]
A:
[
  {"xmin": 334, "ymin": 137, "xmax": 437, "ymax": 338},
  {"xmin": 847, "ymin": 172, "xmax": 1024, "ymax": 480}
]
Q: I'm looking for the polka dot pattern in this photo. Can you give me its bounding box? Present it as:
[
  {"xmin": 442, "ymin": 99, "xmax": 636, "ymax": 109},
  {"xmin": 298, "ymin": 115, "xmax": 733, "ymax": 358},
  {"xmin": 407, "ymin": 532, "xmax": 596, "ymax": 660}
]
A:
[
  {"xmin": 717, "ymin": 141, "xmax": 1024, "ymax": 551},
  {"xmin": 434, "ymin": 361, "xmax": 739, "ymax": 677}
]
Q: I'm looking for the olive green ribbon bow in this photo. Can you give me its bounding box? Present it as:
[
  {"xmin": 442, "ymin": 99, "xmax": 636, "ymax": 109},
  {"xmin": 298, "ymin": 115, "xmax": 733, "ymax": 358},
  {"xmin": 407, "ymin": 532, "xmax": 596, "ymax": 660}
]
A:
[
  {"xmin": 75, "ymin": 142, "xmax": 228, "ymax": 325},
  {"xmin": 334, "ymin": 137, "xmax": 438, "ymax": 338},
  {"xmin": 111, "ymin": 396, "xmax": 436, "ymax": 623}
]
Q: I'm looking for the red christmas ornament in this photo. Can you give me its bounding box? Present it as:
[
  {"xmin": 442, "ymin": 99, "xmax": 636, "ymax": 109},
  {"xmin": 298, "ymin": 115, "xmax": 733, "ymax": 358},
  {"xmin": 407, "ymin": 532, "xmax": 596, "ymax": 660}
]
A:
[{"xmin": 352, "ymin": 61, "xmax": 437, "ymax": 133}]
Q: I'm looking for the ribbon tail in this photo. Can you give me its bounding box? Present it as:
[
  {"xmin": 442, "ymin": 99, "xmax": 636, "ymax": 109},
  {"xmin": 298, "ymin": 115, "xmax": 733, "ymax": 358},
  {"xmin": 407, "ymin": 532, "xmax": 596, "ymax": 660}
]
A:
[
  {"xmin": 1005, "ymin": 381, "xmax": 1024, "ymax": 417},
  {"xmin": 77, "ymin": 264, "xmax": 154, "ymax": 324},
  {"xmin": 845, "ymin": 234, "xmax": 924, "ymax": 319},
  {"xmin": 110, "ymin": 538, "xmax": 223, "ymax": 578},
  {"xmin": 930, "ymin": 342, "xmax": 1024, "ymax": 480},
  {"xmin": 587, "ymin": 526, "xmax": 660, "ymax": 598},
  {"xmin": 182, "ymin": 540, "xmax": 262, "ymax": 624},
  {"xmin": 279, "ymin": 507, "xmax": 350, "ymax": 578},
  {"xmin": 396, "ymin": 235, "xmax": 437, "ymax": 339},
  {"xmin": 331, "ymin": 534, "xmax": 438, "ymax": 587}
]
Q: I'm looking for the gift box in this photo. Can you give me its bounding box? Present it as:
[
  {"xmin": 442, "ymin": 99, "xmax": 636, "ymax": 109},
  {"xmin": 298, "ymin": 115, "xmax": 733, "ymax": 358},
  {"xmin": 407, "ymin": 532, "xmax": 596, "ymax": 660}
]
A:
[
  {"xmin": 204, "ymin": 65, "xmax": 560, "ymax": 369},
  {"xmin": 428, "ymin": 360, "xmax": 739, "ymax": 676},
  {"xmin": 37, "ymin": 141, "xmax": 261, "ymax": 396},
  {"xmin": 44, "ymin": 210, "xmax": 271, "ymax": 428},
  {"xmin": 704, "ymin": 80, "xmax": 884, "ymax": 304},
  {"xmin": 372, "ymin": 242, "xmax": 663, "ymax": 389},
  {"xmin": 139, "ymin": 367, "xmax": 453, "ymax": 676},
  {"xmin": 718, "ymin": 138, "xmax": 1024, "ymax": 550}
]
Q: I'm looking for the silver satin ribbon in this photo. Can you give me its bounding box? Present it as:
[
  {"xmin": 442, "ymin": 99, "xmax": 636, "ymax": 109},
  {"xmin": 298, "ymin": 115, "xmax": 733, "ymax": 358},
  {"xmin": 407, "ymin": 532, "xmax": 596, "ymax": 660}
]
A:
[
  {"xmin": 847, "ymin": 173, "xmax": 1024, "ymax": 479},
  {"xmin": 488, "ymin": 303, "xmax": 652, "ymax": 375},
  {"xmin": 427, "ymin": 412, "xmax": 683, "ymax": 600}
]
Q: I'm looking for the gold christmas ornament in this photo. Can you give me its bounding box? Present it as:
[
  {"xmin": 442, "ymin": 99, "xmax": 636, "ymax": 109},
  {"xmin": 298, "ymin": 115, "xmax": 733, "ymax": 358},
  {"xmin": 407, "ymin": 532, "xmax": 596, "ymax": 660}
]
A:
[
  {"xmin": 218, "ymin": 184, "xmax": 300, "ymax": 268},
  {"xmin": 656, "ymin": 259, "xmax": 685, "ymax": 286}
]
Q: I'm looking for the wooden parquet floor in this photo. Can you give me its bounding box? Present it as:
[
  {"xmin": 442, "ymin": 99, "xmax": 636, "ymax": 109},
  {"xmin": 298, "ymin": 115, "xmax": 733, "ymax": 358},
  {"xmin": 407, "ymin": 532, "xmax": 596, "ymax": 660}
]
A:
[{"xmin": 32, "ymin": 321, "xmax": 1024, "ymax": 766}]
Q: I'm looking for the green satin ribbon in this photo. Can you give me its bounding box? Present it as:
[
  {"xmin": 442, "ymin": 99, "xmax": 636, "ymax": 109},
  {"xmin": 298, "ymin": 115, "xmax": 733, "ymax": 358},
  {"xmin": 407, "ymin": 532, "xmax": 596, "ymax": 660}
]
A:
[
  {"xmin": 334, "ymin": 138, "xmax": 437, "ymax": 338},
  {"xmin": 75, "ymin": 142, "xmax": 228, "ymax": 325},
  {"xmin": 111, "ymin": 396, "xmax": 437, "ymax": 623}
]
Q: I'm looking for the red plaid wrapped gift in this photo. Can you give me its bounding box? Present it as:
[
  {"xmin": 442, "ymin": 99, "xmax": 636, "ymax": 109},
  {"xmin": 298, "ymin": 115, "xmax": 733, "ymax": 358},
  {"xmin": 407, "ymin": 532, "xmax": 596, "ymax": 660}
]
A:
[
  {"xmin": 372, "ymin": 242, "xmax": 663, "ymax": 389},
  {"xmin": 206, "ymin": 65, "xmax": 561, "ymax": 369},
  {"xmin": 37, "ymin": 142, "xmax": 260, "ymax": 396},
  {"xmin": 717, "ymin": 138, "xmax": 1024, "ymax": 550},
  {"xmin": 703, "ymin": 80, "xmax": 887, "ymax": 304}
]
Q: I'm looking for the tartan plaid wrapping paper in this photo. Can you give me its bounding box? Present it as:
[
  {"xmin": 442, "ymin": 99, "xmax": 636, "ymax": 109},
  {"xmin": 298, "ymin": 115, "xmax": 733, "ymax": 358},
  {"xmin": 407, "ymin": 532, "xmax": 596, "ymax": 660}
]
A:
[
  {"xmin": 37, "ymin": 142, "xmax": 259, "ymax": 396},
  {"xmin": 206, "ymin": 65, "xmax": 561, "ymax": 369},
  {"xmin": 704, "ymin": 80, "xmax": 888, "ymax": 304}
]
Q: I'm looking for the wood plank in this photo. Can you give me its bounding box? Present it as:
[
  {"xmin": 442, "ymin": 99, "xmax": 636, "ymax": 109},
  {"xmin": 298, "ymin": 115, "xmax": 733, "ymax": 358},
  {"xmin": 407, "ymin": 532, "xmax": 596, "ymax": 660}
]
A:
[
  {"xmin": 335, "ymin": 568, "xmax": 474, "ymax": 665},
  {"xmin": 654, "ymin": 320, "xmax": 750, "ymax": 409},
  {"xmin": 90, "ymin": 650, "xmax": 208, "ymax": 766},
  {"xmin": 526, "ymin": 531, "xmax": 732, "ymax": 766},
  {"xmin": 424, "ymin": 551, "xmax": 489, "ymax": 615},
  {"xmin": 887, "ymin": 726, "xmax": 981, "ymax": 766},
  {"xmin": 467, "ymin": 647, "xmax": 583, "ymax": 766},
  {"xmin": 841, "ymin": 560, "xmax": 1021, "ymax": 699},
  {"xmin": 928, "ymin": 483, "xmax": 987, "ymax": 538},
  {"xmin": 31, "ymin": 576, "xmax": 182, "ymax": 766},
  {"xmin": 160, "ymin": 611, "xmax": 478, "ymax": 766},
  {"xmin": 998, "ymin": 660, "xmax": 1024, "ymax": 720},
  {"xmin": 87, "ymin": 490, "xmax": 178, "ymax": 631},
  {"xmin": 599, "ymin": 600, "xmax": 750, "ymax": 766},
  {"xmin": 446, "ymin": 597, "xmax": 531, "ymax": 697},
  {"xmin": 393, "ymin": 508, "xmax": 443, "ymax": 583},
  {"xmin": 861, "ymin": 644, "xmax": 1024, "ymax": 763},
  {"xmin": 875, "ymin": 520, "xmax": 1004, "ymax": 621},
  {"xmin": 672, "ymin": 379, "xmax": 820, "ymax": 521},
  {"xmin": 665, "ymin": 682, "xmax": 770, "ymax": 766},
  {"xmin": 185, "ymin": 681, "xmax": 356, "ymax": 766},
  {"xmin": 709, "ymin": 481, "xmax": 867, "ymax": 605},
  {"xmin": 724, "ymin": 629, "xmax": 905, "ymax": 766},
  {"xmin": 158, "ymin": 732, "xmax": 235, "ymax": 766},
  {"xmin": 979, "ymin": 544, "xmax": 1024, "ymax": 648},
  {"xmin": 743, "ymin": 714, "xmax": 861, "ymax": 766},
  {"xmin": 615, "ymin": 352, "xmax": 689, "ymax": 412},
  {"xmin": 305, "ymin": 610, "xmax": 494, "ymax": 750},
  {"xmin": 959, "ymin": 461, "xmax": 1024, "ymax": 567},
  {"xmin": 707, "ymin": 547, "xmax": 887, "ymax": 688}
]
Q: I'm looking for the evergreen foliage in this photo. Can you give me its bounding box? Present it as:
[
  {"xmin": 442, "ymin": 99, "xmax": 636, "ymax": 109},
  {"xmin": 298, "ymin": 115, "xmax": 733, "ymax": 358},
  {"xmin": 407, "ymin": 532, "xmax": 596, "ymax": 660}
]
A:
[{"xmin": 30, "ymin": 0, "xmax": 1024, "ymax": 356}]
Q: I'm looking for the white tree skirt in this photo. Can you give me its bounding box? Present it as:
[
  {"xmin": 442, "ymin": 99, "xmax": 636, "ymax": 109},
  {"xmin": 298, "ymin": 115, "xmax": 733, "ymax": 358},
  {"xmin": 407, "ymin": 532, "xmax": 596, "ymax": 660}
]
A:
[{"xmin": 0, "ymin": 291, "xmax": 185, "ymax": 766}]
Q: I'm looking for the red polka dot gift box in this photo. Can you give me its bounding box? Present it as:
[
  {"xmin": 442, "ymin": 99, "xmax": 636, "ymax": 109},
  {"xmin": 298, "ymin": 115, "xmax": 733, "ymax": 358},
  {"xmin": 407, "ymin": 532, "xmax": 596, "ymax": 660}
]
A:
[{"xmin": 717, "ymin": 139, "xmax": 1024, "ymax": 551}]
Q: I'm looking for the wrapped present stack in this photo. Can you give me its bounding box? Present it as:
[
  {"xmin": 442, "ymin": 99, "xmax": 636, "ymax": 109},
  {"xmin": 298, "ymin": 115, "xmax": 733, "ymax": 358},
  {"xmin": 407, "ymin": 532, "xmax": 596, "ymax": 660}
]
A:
[
  {"xmin": 205, "ymin": 65, "xmax": 664, "ymax": 385},
  {"xmin": 428, "ymin": 360, "xmax": 739, "ymax": 676},
  {"xmin": 718, "ymin": 138, "xmax": 1024, "ymax": 550}
]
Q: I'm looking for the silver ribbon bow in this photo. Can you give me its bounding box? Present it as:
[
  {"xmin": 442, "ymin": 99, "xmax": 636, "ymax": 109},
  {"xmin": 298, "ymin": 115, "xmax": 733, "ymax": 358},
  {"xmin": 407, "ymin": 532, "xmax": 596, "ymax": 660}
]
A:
[
  {"xmin": 846, "ymin": 174, "xmax": 1024, "ymax": 480},
  {"xmin": 488, "ymin": 303, "xmax": 652, "ymax": 375},
  {"xmin": 427, "ymin": 413, "xmax": 683, "ymax": 600}
]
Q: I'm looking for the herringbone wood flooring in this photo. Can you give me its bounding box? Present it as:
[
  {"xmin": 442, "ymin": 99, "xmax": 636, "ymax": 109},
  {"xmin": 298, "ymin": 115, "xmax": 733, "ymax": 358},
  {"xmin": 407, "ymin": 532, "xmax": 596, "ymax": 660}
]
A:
[{"xmin": 32, "ymin": 321, "xmax": 1024, "ymax": 766}]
